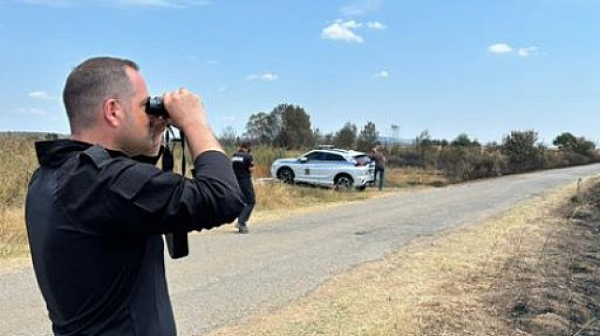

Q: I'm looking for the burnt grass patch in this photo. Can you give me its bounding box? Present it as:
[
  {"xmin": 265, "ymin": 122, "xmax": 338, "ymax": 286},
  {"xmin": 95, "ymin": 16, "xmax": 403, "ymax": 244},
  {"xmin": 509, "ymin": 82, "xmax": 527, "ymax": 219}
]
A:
[{"xmin": 492, "ymin": 182, "xmax": 600, "ymax": 336}]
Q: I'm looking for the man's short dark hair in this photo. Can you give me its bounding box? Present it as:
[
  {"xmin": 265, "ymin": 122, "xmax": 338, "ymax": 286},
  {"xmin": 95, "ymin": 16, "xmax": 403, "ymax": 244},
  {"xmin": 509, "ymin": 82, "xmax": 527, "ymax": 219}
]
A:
[
  {"xmin": 63, "ymin": 57, "xmax": 139, "ymax": 132},
  {"xmin": 239, "ymin": 141, "xmax": 252, "ymax": 150}
]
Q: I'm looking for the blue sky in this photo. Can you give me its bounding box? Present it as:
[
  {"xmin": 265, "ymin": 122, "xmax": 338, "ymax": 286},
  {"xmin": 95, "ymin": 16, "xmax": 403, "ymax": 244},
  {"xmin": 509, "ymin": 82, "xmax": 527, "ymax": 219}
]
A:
[{"xmin": 0, "ymin": 0, "xmax": 599, "ymax": 144}]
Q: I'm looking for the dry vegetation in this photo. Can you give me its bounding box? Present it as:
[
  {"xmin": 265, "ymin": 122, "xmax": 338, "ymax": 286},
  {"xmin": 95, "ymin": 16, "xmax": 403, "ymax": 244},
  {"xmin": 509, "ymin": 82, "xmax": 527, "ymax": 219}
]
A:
[
  {"xmin": 0, "ymin": 135, "xmax": 38, "ymax": 258},
  {"xmin": 205, "ymin": 180, "xmax": 600, "ymax": 336},
  {"xmin": 385, "ymin": 166, "xmax": 448, "ymax": 188},
  {"xmin": 254, "ymin": 182, "xmax": 372, "ymax": 212}
]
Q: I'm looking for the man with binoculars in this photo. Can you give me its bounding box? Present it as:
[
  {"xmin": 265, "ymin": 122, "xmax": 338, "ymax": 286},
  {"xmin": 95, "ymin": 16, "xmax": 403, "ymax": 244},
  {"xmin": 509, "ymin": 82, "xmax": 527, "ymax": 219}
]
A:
[{"xmin": 25, "ymin": 56, "xmax": 244, "ymax": 336}]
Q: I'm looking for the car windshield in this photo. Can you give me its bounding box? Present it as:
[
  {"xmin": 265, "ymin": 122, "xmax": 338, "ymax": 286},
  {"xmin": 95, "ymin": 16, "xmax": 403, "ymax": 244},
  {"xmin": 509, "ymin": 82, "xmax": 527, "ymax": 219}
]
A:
[{"xmin": 353, "ymin": 154, "xmax": 371, "ymax": 166}]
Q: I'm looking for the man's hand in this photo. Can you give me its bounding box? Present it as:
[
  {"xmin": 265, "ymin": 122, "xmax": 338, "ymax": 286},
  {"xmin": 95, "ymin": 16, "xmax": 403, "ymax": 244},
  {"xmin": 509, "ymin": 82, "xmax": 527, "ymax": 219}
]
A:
[
  {"xmin": 162, "ymin": 88, "xmax": 205, "ymax": 130},
  {"xmin": 162, "ymin": 88, "xmax": 223, "ymax": 158}
]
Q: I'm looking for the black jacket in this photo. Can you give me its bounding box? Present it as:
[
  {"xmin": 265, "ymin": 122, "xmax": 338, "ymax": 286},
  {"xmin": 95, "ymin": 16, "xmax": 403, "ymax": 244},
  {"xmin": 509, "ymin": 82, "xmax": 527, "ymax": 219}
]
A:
[
  {"xmin": 231, "ymin": 150, "xmax": 254, "ymax": 180},
  {"xmin": 25, "ymin": 140, "xmax": 244, "ymax": 336}
]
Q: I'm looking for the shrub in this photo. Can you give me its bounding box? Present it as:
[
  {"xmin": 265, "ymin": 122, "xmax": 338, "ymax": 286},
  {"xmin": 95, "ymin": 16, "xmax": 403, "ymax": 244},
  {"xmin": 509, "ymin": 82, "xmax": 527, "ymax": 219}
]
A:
[
  {"xmin": 437, "ymin": 147, "xmax": 505, "ymax": 182},
  {"xmin": 502, "ymin": 130, "xmax": 543, "ymax": 173}
]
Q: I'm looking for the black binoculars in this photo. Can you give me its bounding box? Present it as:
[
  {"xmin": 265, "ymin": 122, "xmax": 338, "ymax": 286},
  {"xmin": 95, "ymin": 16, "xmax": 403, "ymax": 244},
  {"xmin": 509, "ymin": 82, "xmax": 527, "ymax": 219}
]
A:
[{"xmin": 145, "ymin": 96, "xmax": 169, "ymax": 118}]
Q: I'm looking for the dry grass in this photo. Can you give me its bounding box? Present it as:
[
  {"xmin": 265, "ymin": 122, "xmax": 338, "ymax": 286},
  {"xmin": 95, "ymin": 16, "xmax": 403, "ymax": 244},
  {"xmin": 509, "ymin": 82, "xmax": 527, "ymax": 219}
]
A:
[
  {"xmin": 0, "ymin": 206, "xmax": 29, "ymax": 259},
  {"xmin": 254, "ymin": 182, "xmax": 381, "ymax": 212},
  {"xmin": 385, "ymin": 167, "xmax": 448, "ymax": 188},
  {"xmin": 0, "ymin": 136, "xmax": 38, "ymax": 260},
  {"xmin": 488, "ymin": 180, "xmax": 600, "ymax": 336},
  {"xmin": 204, "ymin": 181, "xmax": 590, "ymax": 336},
  {"xmin": 0, "ymin": 136, "xmax": 38, "ymax": 207}
]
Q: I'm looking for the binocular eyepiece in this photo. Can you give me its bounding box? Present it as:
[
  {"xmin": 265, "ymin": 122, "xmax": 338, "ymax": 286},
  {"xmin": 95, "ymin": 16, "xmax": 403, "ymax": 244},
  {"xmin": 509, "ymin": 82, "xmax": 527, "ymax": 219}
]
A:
[{"xmin": 145, "ymin": 96, "xmax": 169, "ymax": 118}]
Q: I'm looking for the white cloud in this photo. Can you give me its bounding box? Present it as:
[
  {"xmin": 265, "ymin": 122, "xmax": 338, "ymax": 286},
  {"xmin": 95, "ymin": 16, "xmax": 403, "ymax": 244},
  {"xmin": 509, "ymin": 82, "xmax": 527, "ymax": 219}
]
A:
[
  {"xmin": 321, "ymin": 20, "xmax": 364, "ymax": 43},
  {"xmin": 488, "ymin": 43, "xmax": 540, "ymax": 57},
  {"xmin": 247, "ymin": 73, "xmax": 278, "ymax": 81},
  {"xmin": 488, "ymin": 43, "xmax": 513, "ymax": 54},
  {"xmin": 340, "ymin": 0, "xmax": 382, "ymax": 16},
  {"xmin": 28, "ymin": 91, "xmax": 56, "ymax": 100},
  {"xmin": 367, "ymin": 21, "xmax": 387, "ymax": 30},
  {"xmin": 218, "ymin": 86, "xmax": 226, "ymax": 92},
  {"xmin": 374, "ymin": 70, "xmax": 389, "ymax": 78},
  {"xmin": 15, "ymin": 0, "xmax": 210, "ymax": 8},
  {"xmin": 12, "ymin": 108, "xmax": 49, "ymax": 116},
  {"xmin": 518, "ymin": 46, "xmax": 537, "ymax": 57}
]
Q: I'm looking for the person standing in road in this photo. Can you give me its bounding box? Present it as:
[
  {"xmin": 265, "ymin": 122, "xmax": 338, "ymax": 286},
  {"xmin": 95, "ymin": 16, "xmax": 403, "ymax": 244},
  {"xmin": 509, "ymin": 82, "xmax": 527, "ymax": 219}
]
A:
[
  {"xmin": 232, "ymin": 141, "xmax": 256, "ymax": 233},
  {"xmin": 370, "ymin": 145, "xmax": 387, "ymax": 191},
  {"xmin": 25, "ymin": 56, "xmax": 244, "ymax": 336}
]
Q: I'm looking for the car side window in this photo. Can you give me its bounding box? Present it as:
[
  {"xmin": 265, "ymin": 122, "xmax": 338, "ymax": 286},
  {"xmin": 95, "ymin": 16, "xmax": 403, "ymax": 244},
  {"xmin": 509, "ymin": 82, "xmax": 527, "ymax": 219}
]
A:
[
  {"xmin": 324, "ymin": 153, "xmax": 346, "ymax": 161},
  {"xmin": 305, "ymin": 152, "xmax": 324, "ymax": 161}
]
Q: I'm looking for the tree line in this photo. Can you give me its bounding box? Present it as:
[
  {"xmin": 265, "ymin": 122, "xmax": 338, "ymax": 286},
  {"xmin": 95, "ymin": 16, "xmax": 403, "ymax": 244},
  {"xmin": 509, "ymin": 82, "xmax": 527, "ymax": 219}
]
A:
[
  {"xmin": 220, "ymin": 103, "xmax": 381, "ymax": 152},
  {"xmin": 221, "ymin": 103, "xmax": 596, "ymax": 155},
  {"xmin": 219, "ymin": 103, "xmax": 599, "ymax": 182}
]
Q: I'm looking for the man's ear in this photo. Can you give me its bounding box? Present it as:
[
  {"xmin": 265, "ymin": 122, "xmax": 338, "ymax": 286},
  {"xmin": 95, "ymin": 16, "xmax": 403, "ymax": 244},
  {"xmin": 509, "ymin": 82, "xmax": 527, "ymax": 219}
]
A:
[{"xmin": 103, "ymin": 98, "xmax": 124, "ymax": 128}]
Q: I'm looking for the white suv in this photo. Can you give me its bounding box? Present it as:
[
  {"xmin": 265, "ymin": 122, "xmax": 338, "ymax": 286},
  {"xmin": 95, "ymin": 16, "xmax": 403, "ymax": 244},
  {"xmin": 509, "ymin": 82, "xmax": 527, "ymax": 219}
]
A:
[{"xmin": 270, "ymin": 149, "xmax": 375, "ymax": 190}]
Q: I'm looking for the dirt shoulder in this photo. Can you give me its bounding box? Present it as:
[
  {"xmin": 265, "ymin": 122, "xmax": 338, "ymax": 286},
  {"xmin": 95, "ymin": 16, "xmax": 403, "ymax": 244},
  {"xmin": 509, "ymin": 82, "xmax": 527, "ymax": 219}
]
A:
[{"xmin": 204, "ymin": 179, "xmax": 600, "ymax": 336}]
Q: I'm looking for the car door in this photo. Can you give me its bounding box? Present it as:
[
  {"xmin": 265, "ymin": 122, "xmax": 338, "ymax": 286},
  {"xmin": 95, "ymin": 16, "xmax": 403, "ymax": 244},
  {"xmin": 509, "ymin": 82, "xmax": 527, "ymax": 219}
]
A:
[
  {"xmin": 294, "ymin": 151, "xmax": 321, "ymax": 184},
  {"xmin": 315, "ymin": 153, "xmax": 347, "ymax": 185}
]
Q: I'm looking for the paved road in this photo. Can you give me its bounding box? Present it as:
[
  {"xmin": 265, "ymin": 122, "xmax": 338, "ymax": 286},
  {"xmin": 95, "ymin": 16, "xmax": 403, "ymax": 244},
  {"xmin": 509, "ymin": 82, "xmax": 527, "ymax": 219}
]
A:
[{"xmin": 2, "ymin": 164, "xmax": 600, "ymax": 336}]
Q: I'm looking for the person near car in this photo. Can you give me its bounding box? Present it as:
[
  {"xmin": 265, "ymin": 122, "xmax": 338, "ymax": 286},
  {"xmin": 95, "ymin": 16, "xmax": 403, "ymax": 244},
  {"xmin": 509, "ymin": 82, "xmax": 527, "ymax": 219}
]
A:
[
  {"xmin": 25, "ymin": 56, "xmax": 244, "ymax": 336},
  {"xmin": 232, "ymin": 141, "xmax": 255, "ymax": 233},
  {"xmin": 370, "ymin": 145, "xmax": 387, "ymax": 190}
]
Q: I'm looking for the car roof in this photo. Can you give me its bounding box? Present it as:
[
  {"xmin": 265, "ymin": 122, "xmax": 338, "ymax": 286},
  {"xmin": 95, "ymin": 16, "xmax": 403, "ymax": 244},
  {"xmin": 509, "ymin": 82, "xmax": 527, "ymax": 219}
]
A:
[{"xmin": 305, "ymin": 149, "xmax": 367, "ymax": 157}]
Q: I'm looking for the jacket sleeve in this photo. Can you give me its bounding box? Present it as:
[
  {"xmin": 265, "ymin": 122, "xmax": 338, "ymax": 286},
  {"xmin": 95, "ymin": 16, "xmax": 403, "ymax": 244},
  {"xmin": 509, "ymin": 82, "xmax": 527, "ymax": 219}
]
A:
[{"xmin": 102, "ymin": 150, "xmax": 245, "ymax": 235}]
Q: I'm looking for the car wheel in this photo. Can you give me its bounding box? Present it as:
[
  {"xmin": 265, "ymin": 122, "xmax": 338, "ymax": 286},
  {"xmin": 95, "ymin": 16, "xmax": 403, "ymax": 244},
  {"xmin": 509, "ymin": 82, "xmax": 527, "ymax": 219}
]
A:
[
  {"xmin": 277, "ymin": 168, "xmax": 295, "ymax": 184},
  {"xmin": 335, "ymin": 175, "xmax": 353, "ymax": 191}
]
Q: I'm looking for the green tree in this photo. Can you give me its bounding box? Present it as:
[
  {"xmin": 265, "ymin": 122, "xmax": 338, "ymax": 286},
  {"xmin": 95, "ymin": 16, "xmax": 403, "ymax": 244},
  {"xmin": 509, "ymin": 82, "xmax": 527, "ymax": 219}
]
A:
[
  {"xmin": 244, "ymin": 104, "xmax": 315, "ymax": 148},
  {"xmin": 553, "ymin": 132, "xmax": 596, "ymax": 156},
  {"xmin": 356, "ymin": 122, "xmax": 379, "ymax": 152},
  {"xmin": 333, "ymin": 122, "xmax": 357, "ymax": 149},
  {"xmin": 272, "ymin": 104, "xmax": 314, "ymax": 149},
  {"xmin": 244, "ymin": 112, "xmax": 279, "ymax": 145},
  {"xmin": 450, "ymin": 133, "xmax": 481, "ymax": 147},
  {"xmin": 502, "ymin": 130, "xmax": 542, "ymax": 173},
  {"xmin": 451, "ymin": 133, "xmax": 472, "ymax": 147}
]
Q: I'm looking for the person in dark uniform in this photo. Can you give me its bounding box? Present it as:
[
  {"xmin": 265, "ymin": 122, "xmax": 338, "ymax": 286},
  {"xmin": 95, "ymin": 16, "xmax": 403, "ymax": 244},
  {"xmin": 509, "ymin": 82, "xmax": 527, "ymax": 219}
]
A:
[
  {"xmin": 231, "ymin": 141, "xmax": 255, "ymax": 233},
  {"xmin": 25, "ymin": 56, "xmax": 244, "ymax": 336}
]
